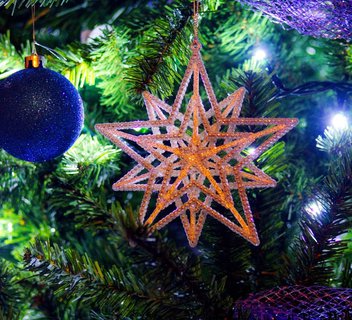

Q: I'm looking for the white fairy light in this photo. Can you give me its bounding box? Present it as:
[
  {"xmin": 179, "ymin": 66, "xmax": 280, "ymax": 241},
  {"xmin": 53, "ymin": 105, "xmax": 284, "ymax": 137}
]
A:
[
  {"xmin": 331, "ymin": 113, "xmax": 348, "ymax": 130},
  {"xmin": 253, "ymin": 48, "xmax": 267, "ymax": 61},
  {"xmin": 306, "ymin": 47, "xmax": 316, "ymax": 55},
  {"xmin": 305, "ymin": 200, "xmax": 324, "ymax": 218},
  {"xmin": 7, "ymin": 222, "xmax": 13, "ymax": 233}
]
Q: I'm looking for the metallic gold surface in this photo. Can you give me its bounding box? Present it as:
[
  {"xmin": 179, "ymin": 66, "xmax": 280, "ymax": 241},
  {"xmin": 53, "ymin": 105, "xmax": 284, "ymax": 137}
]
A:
[{"xmin": 25, "ymin": 54, "xmax": 43, "ymax": 69}]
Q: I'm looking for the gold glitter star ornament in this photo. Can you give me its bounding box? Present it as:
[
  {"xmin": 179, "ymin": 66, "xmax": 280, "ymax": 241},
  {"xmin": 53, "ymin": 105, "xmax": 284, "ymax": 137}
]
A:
[{"xmin": 95, "ymin": 37, "xmax": 298, "ymax": 247}]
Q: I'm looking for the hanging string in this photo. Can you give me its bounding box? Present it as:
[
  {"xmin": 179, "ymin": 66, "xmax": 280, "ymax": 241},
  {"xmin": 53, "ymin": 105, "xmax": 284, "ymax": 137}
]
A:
[
  {"xmin": 29, "ymin": 5, "xmax": 68, "ymax": 62},
  {"xmin": 193, "ymin": 0, "xmax": 200, "ymax": 39},
  {"xmin": 31, "ymin": 5, "xmax": 37, "ymax": 55}
]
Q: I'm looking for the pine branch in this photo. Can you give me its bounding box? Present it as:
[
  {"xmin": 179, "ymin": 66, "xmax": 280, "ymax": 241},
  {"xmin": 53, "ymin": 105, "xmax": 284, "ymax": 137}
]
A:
[
  {"xmin": 125, "ymin": 1, "xmax": 192, "ymax": 98},
  {"xmin": 316, "ymin": 127, "xmax": 352, "ymax": 155},
  {"xmin": 221, "ymin": 68, "xmax": 282, "ymax": 118},
  {"xmin": 54, "ymin": 134, "xmax": 120, "ymax": 188},
  {"xmin": 90, "ymin": 27, "xmax": 138, "ymax": 119},
  {"xmin": 46, "ymin": 42, "xmax": 95, "ymax": 88},
  {"xmin": 217, "ymin": 9, "xmax": 273, "ymax": 63},
  {"xmin": 336, "ymin": 256, "xmax": 352, "ymax": 287},
  {"xmin": 0, "ymin": 260, "xmax": 24, "ymax": 320},
  {"xmin": 23, "ymin": 239, "xmax": 182, "ymax": 319},
  {"xmin": 288, "ymin": 127, "xmax": 352, "ymax": 285},
  {"xmin": 117, "ymin": 212, "xmax": 232, "ymax": 319},
  {"xmin": 0, "ymin": 32, "xmax": 30, "ymax": 79},
  {"xmin": 0, "ymin": 32, "xmax": 94, "ymax": 89},
  {"xmin": 47, "ymin": 187, "xmax": 232, "ymax": 318},
  {"xmin": 23, "ymin": 156, "xmax": 232, "ymax": 318},
  {"xmin": 133, "ymin": 237, "xmax": 229, "ymax": 316},
  {"xmin": 347, "ymin": 45, "xmax": 352, "ymax": 76},
  {"xmin": 44, "ymin": 174, "xmax": 232, "ymax": 319},
  {"xmin": 214, "ymin": 69, "xmax": 300, "ymax": 294},
  {"xmin": 0, "ymin": 0, "xmax": 70, "ymax": 8},
  {"xmin": 0, "ymin": 150, "xmax": 37, "ymax": 199},
  {"xmin": 0, "ymin": 150, "xmax": 56, "ymax": 235}
]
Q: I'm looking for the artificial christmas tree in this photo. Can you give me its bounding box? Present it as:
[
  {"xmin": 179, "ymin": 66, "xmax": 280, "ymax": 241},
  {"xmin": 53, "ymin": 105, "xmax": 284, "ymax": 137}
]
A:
[{"xmin": 0, "ymin": 1, "xmax": 351, "ymax": 319}]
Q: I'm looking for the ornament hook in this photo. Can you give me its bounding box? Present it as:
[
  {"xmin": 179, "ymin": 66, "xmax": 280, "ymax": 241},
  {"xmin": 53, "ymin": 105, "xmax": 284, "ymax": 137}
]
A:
[
  {"xmin": 24, "ymin": 5, "xmax": 44, "ymax": 69},
  {"xmin": 31, "ymin": 5, "xmax": 37, "ymax": 55},
  {"xmin": 192, "ymin": 0, "xmax": 201, "ymax": 50},
  {"xmin": 193, "ymin": 0, "xmax": 200, "ymax": 39}
]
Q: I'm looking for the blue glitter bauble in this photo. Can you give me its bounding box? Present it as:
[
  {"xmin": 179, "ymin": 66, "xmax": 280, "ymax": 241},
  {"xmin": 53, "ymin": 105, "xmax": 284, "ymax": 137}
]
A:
[{"xmin": 0, "ymin": 66, "xmax": 84, "ymax": 162}]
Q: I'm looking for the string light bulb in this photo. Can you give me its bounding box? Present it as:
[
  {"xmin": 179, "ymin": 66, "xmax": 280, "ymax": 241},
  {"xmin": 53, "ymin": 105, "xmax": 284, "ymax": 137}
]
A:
[
  {"xmin": 7, "ymin": 222, "xmax": 13, "ymax": 233},
  {"xmin": 253, "ymin": 48, "xmax": 267, "ymax": 61},
  {"xmin": 305, "ymin": 200, "xmax": 324, "ymax": 218},
  {"xmin": 331, "ymin": 113, "xmax": 348, "ymax": 130}
]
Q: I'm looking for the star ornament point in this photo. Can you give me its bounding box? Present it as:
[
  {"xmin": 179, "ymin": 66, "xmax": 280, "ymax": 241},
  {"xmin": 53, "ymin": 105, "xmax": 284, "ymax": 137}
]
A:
[{"xmin": 95, "ymin": 45, "xmax": 298, "ymax": 247}]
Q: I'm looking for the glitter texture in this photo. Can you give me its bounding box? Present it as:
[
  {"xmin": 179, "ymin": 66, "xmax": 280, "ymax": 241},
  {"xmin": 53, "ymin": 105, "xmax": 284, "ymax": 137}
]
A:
[
  {"xmin": 234, "ymin": 285, "xmax": 352, "ymax": 319},
  {"xmin": 96, "ymin": 39, "xmax": 298, "ymax": 247},
  {"xmin": 238, "ymin": 0, "xmax": 352, "ymax": 40},
  {"xmin": 0, "ymin": 67, "xmax": 84, "ymax": 162}
]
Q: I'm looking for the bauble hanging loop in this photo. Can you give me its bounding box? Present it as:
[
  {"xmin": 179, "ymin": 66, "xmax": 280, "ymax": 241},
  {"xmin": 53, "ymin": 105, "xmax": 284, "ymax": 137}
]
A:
[{"xmin": 25, "ymin": 53, "xmax": 44, "ymax": 68}]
